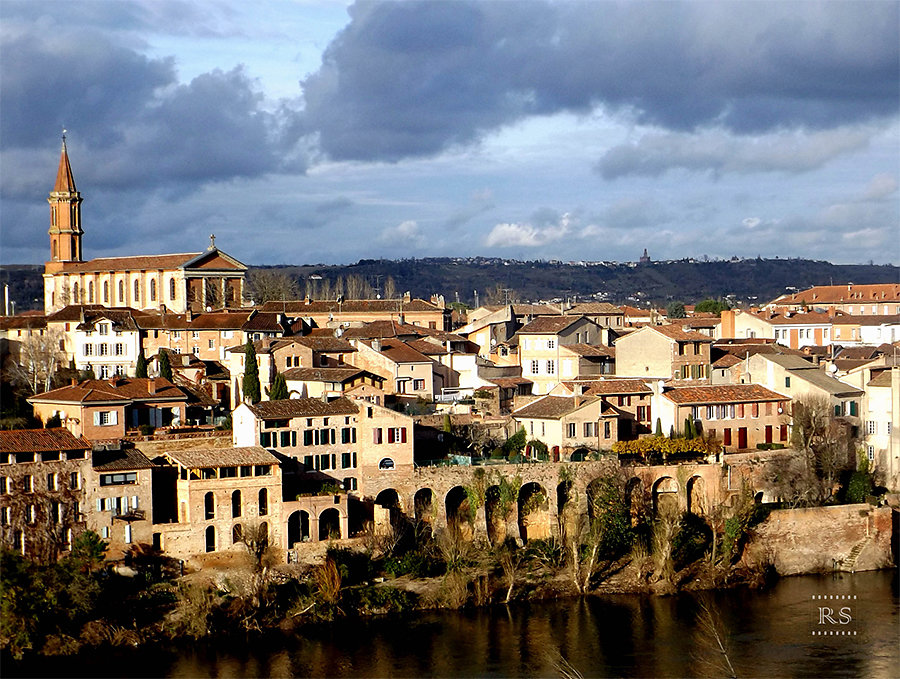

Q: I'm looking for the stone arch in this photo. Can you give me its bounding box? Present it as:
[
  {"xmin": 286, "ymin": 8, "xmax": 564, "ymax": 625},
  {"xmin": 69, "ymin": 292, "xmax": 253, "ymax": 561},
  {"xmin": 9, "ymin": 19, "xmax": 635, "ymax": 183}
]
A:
[
  {"xmin": 287, "ymin": 510, "xmax": 310, "ymax": 547},
  {"xmin": 625, "ymin": 477, "xmax": 645, "ymax": 526},
  {"xmin": 556, "ymin": 479, "xmax": 576, "ymax": 536},
  {"xmin": 319, "ymin": 508, "xmax": 341, "ymax": 541},
  {"xmin": 570, "ymin": 447, "xmax": 590, "ymax": 462},
  {"xmin": 205, "ymin": 525, "xmax": 216, "ymax": 553},
  {"xmin": 518, "ymin": 482, "xmax": 550, "ymax": 541},
  {"xmin": 374, "ymin": 488, "xmax": 403, "ymax": 534},
  {"xmin": 652, "ymin": 476, "xmax": 679, "ymax": 515},
  {"xmin": 484, "ymin": 485, "xmax": 507, "ymax": 545},
  {"xmin": 445, "ymin": 485, "xmax": 472, "ymax": 535},
  {"xmin": 414, "ymin": 488, "xmax": 434, "ymax": 524},
  {"xmin": 686, "ymin": 476, "xmax": 705, "ymax": 515}
]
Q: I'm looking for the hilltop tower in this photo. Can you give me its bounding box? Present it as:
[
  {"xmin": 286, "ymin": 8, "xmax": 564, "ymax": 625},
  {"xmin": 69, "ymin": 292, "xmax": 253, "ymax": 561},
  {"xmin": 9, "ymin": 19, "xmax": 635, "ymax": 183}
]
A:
[{"xmin": 45, "ymin": 133, "xmax": 83, "ymax": 273}]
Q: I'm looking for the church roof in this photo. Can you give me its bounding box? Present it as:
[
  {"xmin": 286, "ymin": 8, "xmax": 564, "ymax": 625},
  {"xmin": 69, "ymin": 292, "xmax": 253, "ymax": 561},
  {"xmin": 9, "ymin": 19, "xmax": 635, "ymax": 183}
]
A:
[{"xmin": 53, "ymin": 138, "xmax": 77, "ymax": 193}]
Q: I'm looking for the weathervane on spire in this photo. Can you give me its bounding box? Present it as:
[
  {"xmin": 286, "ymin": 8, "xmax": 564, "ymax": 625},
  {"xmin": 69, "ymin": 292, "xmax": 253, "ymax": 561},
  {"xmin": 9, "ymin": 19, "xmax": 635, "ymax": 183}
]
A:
[{"xmin": 209, "ymin": 233, "xmax": 216, "ymax": 250}]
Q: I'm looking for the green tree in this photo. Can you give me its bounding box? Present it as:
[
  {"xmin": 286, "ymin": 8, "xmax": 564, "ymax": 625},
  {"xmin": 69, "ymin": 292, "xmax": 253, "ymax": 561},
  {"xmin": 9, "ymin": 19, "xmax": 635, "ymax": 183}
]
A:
[
  {"xmin": 135, "ymin": 349, "xmax": 149, "ymax": 378},
  {"xmin": 666, "ymin": 301, "xmax": 686, "ymax": 319},
  {"xmin": 694, "ymin": 298, "xmax": 731, "ymax": 315},
  {"xmin": 70, "ymin": 530, "xmax": 108, "ymax": 573},
  {"xmin": 269, "ymin": 372, "xmax": 288, "ymax": 401},
  {"xmin": 654, "ymin": 418, "xmax": 663, "ymax": 437},
  {"xmin": 158, "ymin": 351, "xmax": 173, "ymax": 381},
  {"xmin": 242, "ymin": 341, "xmax": 261, "ymax": 404}
]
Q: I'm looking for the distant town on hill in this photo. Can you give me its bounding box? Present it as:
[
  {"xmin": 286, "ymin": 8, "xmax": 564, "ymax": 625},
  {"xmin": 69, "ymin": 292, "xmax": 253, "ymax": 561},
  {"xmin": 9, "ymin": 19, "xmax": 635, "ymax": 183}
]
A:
[{"xmin": 2, "ymin": 256, "xmax": 898, "ymax": 313}]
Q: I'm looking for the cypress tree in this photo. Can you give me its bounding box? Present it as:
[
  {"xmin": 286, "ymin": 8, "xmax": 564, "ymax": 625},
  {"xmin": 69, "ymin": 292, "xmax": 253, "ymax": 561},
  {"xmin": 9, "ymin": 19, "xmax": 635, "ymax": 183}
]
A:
[
  {"xmin": 654, "ymin": 418, "xmax": 663, "ymax": 437},
  {"xmin": 135, "ymin": 349, "xmax": 148, "ymax": 378},
  {"xmin": 242, "ymin": 341, "xmax": 261, "ymax": 404},
  {"xmin": 158, "ymin": 351, "xmax": 172, "ymax": 381},
  {"xmin": 269, "ymin": 371, "xmax": 288, "ymax": 401},
  {"xmin": 684, "ymin": 417, "xmax": 693, "ymax": 440},
  {"xmin": 669, "ymin": 425, "xmax": 676, "ymax": 439}
]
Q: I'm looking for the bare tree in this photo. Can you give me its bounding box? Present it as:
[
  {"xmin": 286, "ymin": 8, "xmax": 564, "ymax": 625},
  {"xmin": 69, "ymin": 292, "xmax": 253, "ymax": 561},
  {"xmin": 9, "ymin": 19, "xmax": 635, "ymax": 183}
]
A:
[
  {"xmin": 8, "ymin": 327, "xmax": 66, "ymax": 395},
  {"xmin": 245, "ymin": 269, "xmax": 300, "ymax": 304},
  {"xmin": 382, "ymin": 276, "xmax": 398, "ymax": 299},
  {"xmin": 345, "ymin": 274, "xmax": 373, "ymax": 299},
  {"xmin": 790, "ymin": 395, "xmax": 855, "ymax": 499},
  {"xmin": 691, "ymin": 594, "xmax": 738, "ymax": 679}
]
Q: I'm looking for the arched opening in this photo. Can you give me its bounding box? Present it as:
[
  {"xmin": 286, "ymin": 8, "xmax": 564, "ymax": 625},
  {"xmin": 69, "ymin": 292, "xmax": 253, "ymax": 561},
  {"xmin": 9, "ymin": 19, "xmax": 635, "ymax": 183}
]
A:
[
  {"xmin": 445, "ymin": 485, "xmax": 472, "ymax": 535},
  {"xmin": 518, "ymin": 482, "xmax": 550, "ymax": 541},
  {"xmin": 103, "ymin": 281, "xmax": 109, "ymax": 303},
  {"xmin": 72, "ymin": 282, "xmax": 79, "ymax": 303},
  {"xmin": 374, "ymin": 488, "xmax": 403, "ymax": 535},
  {"xmin": 754, "ymin": 491, "xmax": 764, "ymax": 505},
  {"xmin": 687, "ymin": 476, "xmax": 705, "ymax": 515},
  {"xmin": 232, "ymin": 523, "xmax": 243, "ymax": 544},
  {"xmin": 570, "ymin": 447, "xmax": 590, "ymax": 462},
  {"xmin": 150, "ymin": 279, "xmax": 157, "ymax": 302},
  {"xmin": 231, "ymin": 490, "xmax": 242, "ymax": 518},
  {"xmin": 319, "ymin": 508, "xmax": 341, "ymax": 541},
  {"xmin": 652, "ymin": 477, "xmax": 679, "ymax": 515},
  {"xmin": 484, "ymin": 485, "xmax": 506, "ymax": 545},
  {"xmin": 204, "ymin": 492, "xmax": 215, "ymax": 520},
  {"xmin": 133, "ymin": 279, "xmax": 140, "ymax": 304},
  {"xmin": 169, "ymin": 278, "xmax": 177, "ymax": 301},
  {"xmin": 205, "ymin": 526, "xmax": 215, "ymax": 552},
  {"xmin": 626, "ymin": 477, "xmax": 645, "ymax": 526},
  {"xmin": 288, "ymin": 510, "xmax": 309, "ymax": 547},
  {"xmin": 414, "ymin": 488, "xmax": 434, "ymax": 524},
  {"xmin": 118, "ymin": 280, "xmax": 124, "ymax": 303},
  {"xmin": 258, "ymin": 488, "xmax": 268, "ymax": 516},
  {"xmin": 556, "ymin": 480, "xmax": 575, "ymax": 535},
  {"xmin": 88, "ymin": 281, "xmax": 94, "ymax": 303},
  {"xmin": 378, "ymin": 457, "xmax": 395, "ymax": 470}
]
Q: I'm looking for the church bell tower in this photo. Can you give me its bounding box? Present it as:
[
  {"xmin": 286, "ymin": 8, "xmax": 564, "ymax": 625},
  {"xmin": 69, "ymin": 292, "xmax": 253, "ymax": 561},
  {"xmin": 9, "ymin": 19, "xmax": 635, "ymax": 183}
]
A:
[{"xmin": 46, "ymin": 132, "xmax": 83, "ymax": 272}]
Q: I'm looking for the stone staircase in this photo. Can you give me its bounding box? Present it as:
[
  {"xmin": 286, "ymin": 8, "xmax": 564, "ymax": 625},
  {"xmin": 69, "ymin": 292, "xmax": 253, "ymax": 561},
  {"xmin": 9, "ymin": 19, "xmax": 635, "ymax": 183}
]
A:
[{"xmin": 837, "ymin": 538, "xmax": 870, "ymax": 573}]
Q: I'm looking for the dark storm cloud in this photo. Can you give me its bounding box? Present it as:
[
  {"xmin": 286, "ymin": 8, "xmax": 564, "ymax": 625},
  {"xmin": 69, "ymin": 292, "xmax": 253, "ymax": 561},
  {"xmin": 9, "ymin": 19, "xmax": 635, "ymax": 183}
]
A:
[
  {"xmin": 0, "ymin": 21, "xmax": 301, "ymax": 200},
  {"xmin": 300, "ymin": 1, "xmax": 899, "ymax": 162}
]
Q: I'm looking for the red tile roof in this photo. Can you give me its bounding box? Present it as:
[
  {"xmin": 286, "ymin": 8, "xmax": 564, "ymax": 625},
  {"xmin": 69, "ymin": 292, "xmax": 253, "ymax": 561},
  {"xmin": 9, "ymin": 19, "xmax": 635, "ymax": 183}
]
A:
[
  {"xmin": 164, "ymin": 445, "xmax": 279, "ymax": 469},
  {"xmin": 57, "ymin": 253, "xmax": 201, "ymax": 274},
  {"xmin": 260, "ymin": 299, "xmax": 441, "ymax": 313},
  {"xmin": 663, "ymin": 384, "xmax": 785, "ymax": 405},
  {"xmin": 771, "ymin": 284, "xmax": 900, "ymax": 306},
  {"xmin": 283, "ymin": 367, "xmax": 373, "ymax": 383},
  {"xmin": 0, "ymin": 428, "xmax": 90, "ymax": 453},
  {"xmin": 245, "ymin": 396, "xmax": 359, "ymax": 419},
  {"xmin": 580, "ymin": 379, "xmax": 652, "ymax": 395},
  {"xmin": 519, "ymin": 315, "xmax": 590, "ymax": 334},
  {"xmin": 28, "ymin": 378, "xmax": 187, "ymax": 404},
  {"xmin": 513, "ymin": 395, "xmax": 599, "ymax": 419},
  {"xmin": 648, "ymin": 325, "xmax": 715, "ymax": 342}
]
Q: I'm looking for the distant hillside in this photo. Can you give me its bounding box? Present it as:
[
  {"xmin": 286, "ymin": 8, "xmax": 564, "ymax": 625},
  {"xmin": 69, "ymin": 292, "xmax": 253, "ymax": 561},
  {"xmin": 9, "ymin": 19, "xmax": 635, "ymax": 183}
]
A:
[{"xmin": 3, "ymin": 258, "xmax": 897, "ymax": 313}]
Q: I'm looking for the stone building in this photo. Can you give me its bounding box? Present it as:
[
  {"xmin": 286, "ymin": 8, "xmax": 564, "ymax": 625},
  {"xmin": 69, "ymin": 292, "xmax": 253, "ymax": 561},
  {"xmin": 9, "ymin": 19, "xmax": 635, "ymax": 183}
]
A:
[
  {"xmin": 614, "ymin": 324, "xmax": 713, "ymax": 382},
  {"xmin": 42, "ymin": 136, "xmax": 247, "ymax": 315},
  {"xmin": 154, "ymin": 446, "xmax": 282, "ymax": 560},
  {"xmin": 0, "ymin": 428, "xmax": 91, "ymax": 561}
]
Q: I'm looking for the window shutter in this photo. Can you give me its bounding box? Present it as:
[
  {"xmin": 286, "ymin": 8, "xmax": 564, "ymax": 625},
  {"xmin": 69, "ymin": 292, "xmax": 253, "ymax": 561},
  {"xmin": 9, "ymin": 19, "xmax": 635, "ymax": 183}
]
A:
[
  {"xmin": 110, "ymin": 411, "xmax": 118, "ymax": 425},
  {"xmin": 388, "ymin": 428, "xmax": 395, "ymax": 444},
  {"xmin": 401, "ymin": 427, "xmax": 407, "ymax": 443},
  {"xmin": 93, "ymin": 411, "xmax": 101, "ymax": 426},
  {"xmin": 132, "ymin": 495, "xmax": 138, "ymax": 509},
  {"xmin": 97, "ymin": 498, "xmax": 103, "ymax": 512}
]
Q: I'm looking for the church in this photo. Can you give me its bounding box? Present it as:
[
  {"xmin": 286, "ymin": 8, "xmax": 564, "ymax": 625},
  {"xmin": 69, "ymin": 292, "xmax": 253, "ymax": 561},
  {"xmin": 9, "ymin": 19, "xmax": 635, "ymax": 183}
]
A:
[{"xmin": 43, "ymin": 136, "xmax": 248, "ymax": 315}]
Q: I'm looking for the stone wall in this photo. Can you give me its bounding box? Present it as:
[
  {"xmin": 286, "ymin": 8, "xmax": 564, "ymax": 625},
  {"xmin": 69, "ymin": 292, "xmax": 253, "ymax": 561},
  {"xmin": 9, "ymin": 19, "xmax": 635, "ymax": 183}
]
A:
[{"xmin": 750, "ymin": 504, "xmax": 895, "ymax": 576}]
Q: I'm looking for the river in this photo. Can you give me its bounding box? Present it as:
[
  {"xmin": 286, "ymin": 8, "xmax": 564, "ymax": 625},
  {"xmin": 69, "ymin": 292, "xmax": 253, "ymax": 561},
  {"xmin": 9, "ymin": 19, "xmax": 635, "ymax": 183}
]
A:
[{"xmin": 11, "ymin": 570, "xmax": 899, "ymax": 678}]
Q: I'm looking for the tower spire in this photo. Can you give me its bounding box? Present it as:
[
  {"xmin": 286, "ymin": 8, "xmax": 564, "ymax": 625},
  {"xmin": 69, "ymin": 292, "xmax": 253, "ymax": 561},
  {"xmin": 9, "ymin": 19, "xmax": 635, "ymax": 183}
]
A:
[{"xmin": 47, "ymin": 131, "xmax": 84, "ymax": 269}]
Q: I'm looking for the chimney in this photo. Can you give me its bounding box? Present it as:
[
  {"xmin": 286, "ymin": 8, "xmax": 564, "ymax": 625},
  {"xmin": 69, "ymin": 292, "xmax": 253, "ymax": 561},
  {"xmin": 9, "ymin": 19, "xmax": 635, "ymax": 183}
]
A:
[
  {"xmin": 403, "ymin": 291, "xmax": 411, "ymax": 303},
  {"xmin": 372, "ymin": 338, "xmax": 382, "ymax": 352},
  {"xmin": 148, "ymin": 378, "xmax": 157, "ymax": 395}
]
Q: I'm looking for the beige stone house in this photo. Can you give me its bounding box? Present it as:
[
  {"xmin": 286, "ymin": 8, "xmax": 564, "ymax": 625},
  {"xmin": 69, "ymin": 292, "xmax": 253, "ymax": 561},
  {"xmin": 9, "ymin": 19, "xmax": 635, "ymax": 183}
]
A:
[
  {"xmin": 765, "ymin": 284, "xmax": 900, "ymax": 315},
  {"xmin": 260, "ymin": 295, "xmax": 450, "ymax": 331},
  {"xmin": 0, "ymin": 428, "xmax": 91, "ymax": 561},
  {"xmin": 657, "ymin": 384, "xmax": 789, "ymax": 451},
  {"xmin": 154, "ymin": 446, "xmax": 282, "ymax": 559},
  {"xmin": 553, "ymin": 378, "xmax": 655, "ymax": 438},
  {"xmin": 614, "ymin": 324, "xmax": 712, "ymax": 382},
  {"xmin": 516, "ymin": 315, "xmax": 608, "ymax": 395},
  {"xmin": 86, "ymin": 445, "xmax": 156, "ymax": 559},
  {"xmin": 512, "ymin": 394, "xmax": 628, "ymax": 460},
  {"xmin": 349, "ymin": 338, "xmax": 443, "ymax": 403}
]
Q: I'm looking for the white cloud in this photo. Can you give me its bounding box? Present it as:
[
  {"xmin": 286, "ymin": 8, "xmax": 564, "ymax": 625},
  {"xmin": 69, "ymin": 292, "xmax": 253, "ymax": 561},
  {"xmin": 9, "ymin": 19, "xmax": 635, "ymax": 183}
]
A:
[
  {"xmin": 378, "ymin": 219, "xmax": 424, "ymax": 246},
  {"xmin": 484, "ymin": 212, "xmax": 572, "ymax": 248},
  {"xmin": 742, "ymin": 217, "xmax": 761, "ymax": 229},
  {"xmin": 861, "ymin": 173, "xmax": 898, "ymax": 201}
]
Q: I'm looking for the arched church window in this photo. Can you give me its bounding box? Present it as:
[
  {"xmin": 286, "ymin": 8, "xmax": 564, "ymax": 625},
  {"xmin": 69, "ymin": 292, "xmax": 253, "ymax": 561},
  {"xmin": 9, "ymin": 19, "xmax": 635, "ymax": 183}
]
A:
[
  {"xmin": 88, "ymin": 282, "xmax": 94, "ymax": 303},
  {"xmin": 72, "ymin": 282, "xmax": 79, "ymax": 303},
  {"xmin": 169, "ymin": 278, "xmax": 177, "ymax": 302},
  {"xmin": 150, "ymin": 279, "xmax": 157, "ymax": 302},
  {"xmin": 103, "ymin": 281, "xmax": 109, "ymax": 303},
  {"xmin": 52, "ymin": 242, "xmax": 58, "ymax": 260},
  {"xmin": 118, "ymin": 280, "xmax": 124, "ymax": 303},
  {"xmin": 133, "ymin": 279, "xmax": 140, "ymax": 304}
]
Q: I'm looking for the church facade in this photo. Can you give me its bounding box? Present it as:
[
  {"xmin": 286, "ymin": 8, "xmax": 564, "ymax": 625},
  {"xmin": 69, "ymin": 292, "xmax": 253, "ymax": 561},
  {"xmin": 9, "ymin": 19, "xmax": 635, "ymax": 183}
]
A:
[{"xmin": 43, "ymin": 138, "xmax": 248, "ymax": 315}]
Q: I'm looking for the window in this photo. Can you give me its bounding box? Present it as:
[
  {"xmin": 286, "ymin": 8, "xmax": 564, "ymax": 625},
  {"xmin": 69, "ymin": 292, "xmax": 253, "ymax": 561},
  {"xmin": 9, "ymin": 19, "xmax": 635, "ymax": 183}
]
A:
[
  {"xmin": 784, "ymin": 376, "xmax": 791, "ymax": 388},
  {"xmin": 205, "ymin": 526, "xmax": 215, "ymax": 552},
  {"xmin": 23, "ymin": 475, "xmax": 33, "ymax": 493},
  {"xmin": 133, "ymin": 280, "xmax": 140, "ymax": 303},
  {"xmin": 637, "ymin": 406, "xmax": 647, "ymax": 422},
  {"xmin": 99, "ymin": 323, "xmax": 109, "ymax": 336},
  {"xmin": 232, "ymin": 490, "xmax": 242, "ymax": 518},
  {"xmin": 341, "ymin": 427, "xmax": 356, "ymax": 444},
  {"xmin": 101, "ymin": 526, "xmax": 110, "ymax": 539},
  {"xmin": 530, "ymin": 360, "xmax": 539, "ymax": 375},
  {"xmin": 341, "ymin": 452, "xmax": 357, "ymax": 469},
  {"xmin": 232, "ymin": 524, "xmax": 243, "ymax": 544},
  {"xmin": 567, "ymin": 422, "xmax": 576, "ymax": 438},
  {"xmin": 98, "ymin": 343, "xmax": 109, "ymax": 356},
  {"xmin": 258, "ymin": 488, "xmax": 268, "ymax": 516},
  {"xmin": 100, "ymin": 472, "xmax": 136, "ymax": 486},
  {"xmin": 888, "ymin": 422, "xmax": 892, "ymax": 436},
  {"xmin": 343, "ymin": 477, "xmax": 358, "ymax": 491},
  {"xmin": 118, "ymin": 280, "xmax": 125, "ymax": 303},
  {"xmin": 208, "ymin": 339, "xmax": 215, "ymax": 349},
  {"xmin": 47, "ymin": 473, "xmax": 58, "ymax": 491},
  {"xmin": 103, "ymin": 281, "xmax": 109, "ymax": 303},
  {"xmin": 114, "ymin": 343, "xmax": 124, "ymax": 356},
  {"xmin": 412, "ymin": 379, "xmax": 425, "ymax": 391},
  {"xmin": 26, "ymin": 504, "xmax": 36, "ymax": 524},
  {"xmin": 0, "ymin": 507, "xmax": 9, "ymax": 525},
  {"xmin": 751, "ymin": 403, "xmax": 759, "ymax": 418},
  {"xmin": 604, "ymin": 421, "xmax": 611, "ymax": 439},
  {"xmin": 83, "ymin": 343, "xmax": 93, "ymax": 356},
  {"xmin": 584, "ymin": 422, "xmax": 596, "ymax": 438},
  {"xmin": 547, "ymin": 339, "xmax": 555, "ymax": 349},
  {"xmin": 546, "ymin": 360, "xmax": 555, "ymax": 375},
  {"xmin": 387, "ymin": 427, "xmax": 407, "ymax": 444},
  {"xmin": 254, "ymin": 465, "xmax": 271, "ymax": 476},
  {"xmin": 170, "ymin": 278, "xmax": 177, "ymax": 301},
  {"xmin": 150, "ymin": 279, "xmax": 157, "ymax": 302},
  {"xmin": 379, "ymin": 457, "xmax": 395, "ymax": 470},
  {"xmin": 94, "ymin": 410, "xmax": 118, "ymax": 427},
  {"xmin": 124, "ymin": 524, "xmax": 133, "ymax": 544},
  {"xmin": 205, "ymin": 492, "xmax": 215, "ymax": 520},
  {"xmin": 0, "ymin": 477, "xmax": 7, "ymax": 494},
  {"xmin": 373, "ymin": 428, "xmax": 383, "ymax": 444},
  {"xmin": 866, "ymin": 421, "xmax": 876, "ymax": 435},
  {"xmin": 867, "ymin": 445, "xmax": 875, "ymax": 461}
]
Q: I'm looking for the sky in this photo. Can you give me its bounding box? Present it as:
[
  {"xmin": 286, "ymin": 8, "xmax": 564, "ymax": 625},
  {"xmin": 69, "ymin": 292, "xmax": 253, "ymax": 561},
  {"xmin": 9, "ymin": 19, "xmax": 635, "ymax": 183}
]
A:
[{"xmin": 1, "ymin": 0, "xmax": 898, "ymax": 267}]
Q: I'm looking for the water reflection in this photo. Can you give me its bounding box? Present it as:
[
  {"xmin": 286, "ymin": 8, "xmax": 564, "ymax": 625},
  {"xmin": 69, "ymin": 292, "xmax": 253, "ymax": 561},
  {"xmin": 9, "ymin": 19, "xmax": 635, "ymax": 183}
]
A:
[{"xmin": 11, "ymin": 571, "xmax": 898, "ymax": 678}]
